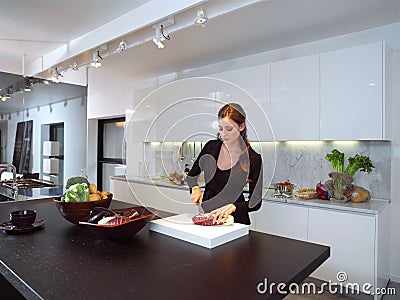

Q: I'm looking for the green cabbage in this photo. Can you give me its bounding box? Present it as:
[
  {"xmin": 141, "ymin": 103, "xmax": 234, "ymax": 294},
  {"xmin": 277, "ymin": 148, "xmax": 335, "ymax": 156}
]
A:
[
  {"xmin": 64, "ymin": 183, "xmax": 89, "ymax": 202},
  {"xmin": 65, "ymin": 176, "xmax": 90, "ymax": 189}
]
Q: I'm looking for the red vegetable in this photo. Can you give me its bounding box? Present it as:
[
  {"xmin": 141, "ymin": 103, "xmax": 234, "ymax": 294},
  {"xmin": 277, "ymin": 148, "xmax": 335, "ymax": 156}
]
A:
[
  {"xmin": 316, "ymin": 181, "xmax": 329, "ymax": 200},
  {"xmin": 105, "ymin": 216, "xmax": 130, "ymax": 226}
]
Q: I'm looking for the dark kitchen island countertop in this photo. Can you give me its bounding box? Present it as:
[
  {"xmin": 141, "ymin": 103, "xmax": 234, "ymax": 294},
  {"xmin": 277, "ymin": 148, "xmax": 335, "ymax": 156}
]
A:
[{"xmin": 0, "ymin": 200, "xmax": 329, "ymax": 300}]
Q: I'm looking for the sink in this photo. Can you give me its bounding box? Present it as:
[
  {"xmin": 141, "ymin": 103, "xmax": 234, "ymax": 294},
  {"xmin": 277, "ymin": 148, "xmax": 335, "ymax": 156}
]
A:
[
  {"xmin": 0, "ymin": 179, "xmax": 62, "ymax": 202},
  {"xmin": 1, "ymin": 179, "xmax": 57, "ymax": 189},
  {"xmin": 0, "ymin": 193, "xmax": 14, "ymax": 202}
]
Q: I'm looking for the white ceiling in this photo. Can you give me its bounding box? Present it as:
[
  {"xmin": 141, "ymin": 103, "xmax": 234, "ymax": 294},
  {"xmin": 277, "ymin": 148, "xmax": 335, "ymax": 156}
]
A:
[
  {"xmin": 0, "ymin": 0, "xmax": 152, "ymax": 73},
  {"xmin": 0, "ymin": 0, "xmax": 399, "ymax": 113}
]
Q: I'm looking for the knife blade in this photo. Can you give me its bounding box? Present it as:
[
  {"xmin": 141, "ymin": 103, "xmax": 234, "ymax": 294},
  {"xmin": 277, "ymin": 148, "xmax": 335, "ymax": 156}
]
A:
[{"xmin": 197, "ymin": 202, "xmax": 204, "ymax": 214}]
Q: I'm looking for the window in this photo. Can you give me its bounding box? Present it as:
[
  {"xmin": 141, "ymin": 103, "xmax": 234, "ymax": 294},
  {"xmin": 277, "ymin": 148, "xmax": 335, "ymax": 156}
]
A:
[{"xmin": 97, "ymin": 117, "xmax": 125, "ymax": 191}]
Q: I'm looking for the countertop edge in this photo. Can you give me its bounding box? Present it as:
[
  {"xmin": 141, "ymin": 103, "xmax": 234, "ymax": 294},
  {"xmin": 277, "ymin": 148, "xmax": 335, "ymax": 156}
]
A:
[
  {"xmin": 111, "ymin": 175, "xmax": 191, "ymax": 190},
  {"xmin": 263, "ymin": 197, "xmax": 389, "ymax": 215},
  {"xmin": 0, "ymin": 260, "xmax": 43, "ymax": 300},
  {"xmin": 111, "ymin": 176, "xmax": 389, "ymax": 215}
]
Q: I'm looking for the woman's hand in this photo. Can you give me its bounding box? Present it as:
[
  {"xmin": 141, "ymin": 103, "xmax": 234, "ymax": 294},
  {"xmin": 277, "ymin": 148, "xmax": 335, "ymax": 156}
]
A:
[
  {"xmin": 190, "ymin": 186, "xmax": 202, "ymax": 205},
  {"xmin": 210, "ymin": 204, "xmax": 236, "ymax": 224}
]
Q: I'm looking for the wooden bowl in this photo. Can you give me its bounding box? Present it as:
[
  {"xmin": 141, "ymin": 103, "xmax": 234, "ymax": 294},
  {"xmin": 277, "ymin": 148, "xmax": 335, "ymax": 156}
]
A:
[{"xmin": 54, "ymin": 194, "xmax": 113, "ymax": 224}]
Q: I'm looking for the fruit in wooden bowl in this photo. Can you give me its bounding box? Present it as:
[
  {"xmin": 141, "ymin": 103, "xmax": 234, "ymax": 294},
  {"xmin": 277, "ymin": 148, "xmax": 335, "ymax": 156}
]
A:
[
  {"xmin": 54, "ymin": 176, "xmax": 113, "ymax": 224},
  {"xmin": 54, "ymin": 194, "xmax": 113, "ymax": 224}
]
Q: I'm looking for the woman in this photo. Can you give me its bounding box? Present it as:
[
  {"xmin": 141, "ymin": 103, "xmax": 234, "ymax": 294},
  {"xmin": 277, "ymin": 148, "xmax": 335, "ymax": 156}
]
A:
[{"xmin": 187, "ymin": 103, "xmax": 263, "ymax": 225}]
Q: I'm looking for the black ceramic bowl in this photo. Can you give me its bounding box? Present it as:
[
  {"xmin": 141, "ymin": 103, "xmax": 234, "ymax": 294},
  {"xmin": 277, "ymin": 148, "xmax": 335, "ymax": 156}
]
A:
[{"xmin": 10, "ymin": 210, "xmax": 37, "ymax": 227}]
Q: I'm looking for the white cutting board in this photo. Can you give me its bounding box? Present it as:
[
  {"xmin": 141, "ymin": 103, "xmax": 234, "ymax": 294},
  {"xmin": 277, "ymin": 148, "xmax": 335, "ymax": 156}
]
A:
[{"xmin": 149, "ymin": 213, "xmax": 249, "ymax": 249}]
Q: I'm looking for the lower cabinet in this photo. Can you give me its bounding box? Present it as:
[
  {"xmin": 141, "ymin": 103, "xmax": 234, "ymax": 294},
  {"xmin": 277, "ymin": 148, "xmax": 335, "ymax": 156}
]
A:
[
  {"xmin": 254, "ymin": 201, "xmax": 308, "ymax": 241},
  {"xmin": 252, "ymin": 201, "xmax": 390, "ymax": 300},
  {"xmin": 308, "ymin": 208, "xmax": 375, "ymax": 287},
  {"xmin": 110, "ymin": 178, "xmax": 140, "ymax": 205},
  {"xmin": 110, "ymin": 178, "xmax": 198, "ymax": 214}
]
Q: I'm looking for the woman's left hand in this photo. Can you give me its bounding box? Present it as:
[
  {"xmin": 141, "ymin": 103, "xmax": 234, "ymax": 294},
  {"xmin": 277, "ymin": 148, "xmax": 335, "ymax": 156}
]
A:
[{"xmin": 210, "ymin": 204, "xmax": 236, "ymax": 225}]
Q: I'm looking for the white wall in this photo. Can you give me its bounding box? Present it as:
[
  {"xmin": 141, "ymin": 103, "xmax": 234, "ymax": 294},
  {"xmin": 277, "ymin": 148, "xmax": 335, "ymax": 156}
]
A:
[
  {"xmin": 389, "ymin": 47, "xmax": 400, "ymax": 283},
  {"xmin": 87, "ymin": 22, "xmax": 400, "ymax": 281},
  {"xmin": 6, "ymin": 96, "xmax": 87, "ymax": 186}
]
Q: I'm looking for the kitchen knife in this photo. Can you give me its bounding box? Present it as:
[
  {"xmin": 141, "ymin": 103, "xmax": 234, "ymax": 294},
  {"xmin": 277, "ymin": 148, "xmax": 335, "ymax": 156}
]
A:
[{"xmin": 197, "ymin": 202, "xmax": 204, "ymax": 214}]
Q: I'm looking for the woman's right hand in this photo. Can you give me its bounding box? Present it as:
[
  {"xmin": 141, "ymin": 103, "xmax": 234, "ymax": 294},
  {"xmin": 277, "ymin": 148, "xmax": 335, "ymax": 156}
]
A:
[{"xmin": 190, "ymin": 186, "xmax": 202, "ymax": 205}]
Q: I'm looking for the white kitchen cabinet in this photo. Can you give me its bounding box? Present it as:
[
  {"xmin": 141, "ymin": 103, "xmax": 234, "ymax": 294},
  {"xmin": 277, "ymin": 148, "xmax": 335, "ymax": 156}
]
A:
[
  {"xmin": 254, "ymin": 201, "xmax": 308, "ymax": 241},
  {"xmin": 252, "ymin": 199, "xmax": 390, "ymax": 299},
  {"xmin": 308, "ymin": 206, "xmax": 390, "ymax": 300},
  {"xmin": 270, "ymin": 54, "xmax": 319, "ymax": 140},
  {"xmin": 110, "ymin": 177, "xmax": 140, "ymax": 205},
  {"xmin": 320, "ymin": 42, "xmax": 384, "ymax": 140},
  {"xmin": 230, "ymin": 64, "xmax": 273, "ymax": 141},
  {"xmin": 308, "ymin": 208, "xmax": 375, "ymax": 287},
  {"xmin": 149, "ymin": 76, "xmax": 228, "ymax": 142},
  {"xmin": 110, "ymin": 178, "xmax": 198, "ymax": 215}
]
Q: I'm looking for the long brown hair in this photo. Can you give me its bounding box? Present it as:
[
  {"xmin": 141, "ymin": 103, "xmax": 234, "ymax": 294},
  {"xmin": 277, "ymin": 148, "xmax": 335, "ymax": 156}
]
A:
[{"xmin": 217, "ymin": 103, "xmax": 250, "ymax": 149}]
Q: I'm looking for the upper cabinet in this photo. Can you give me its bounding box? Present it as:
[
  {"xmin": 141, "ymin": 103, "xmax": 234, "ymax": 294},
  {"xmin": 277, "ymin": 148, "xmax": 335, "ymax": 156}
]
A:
[
  {"xmin": 230, "ymin": 64, "xmax": 272, "ymax": 141},
  {"xmin": 270, "ymin": 55, "xmax": 320, "ymax": 140},
  {"xmin": 130, "ymin": 42, "xmax": 387, "ymax": 143},
  {"xmin": 320, "ymin": 42, "xmax": 384, "ymax": 140}
]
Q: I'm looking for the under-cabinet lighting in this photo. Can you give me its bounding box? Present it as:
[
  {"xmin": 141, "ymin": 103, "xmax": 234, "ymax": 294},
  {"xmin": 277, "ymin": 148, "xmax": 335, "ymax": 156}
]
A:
[
  {"xmin": 285, "ymin": 141, "xmax": 325, "ymax": 146},
  {"xmin": 332, "ymin": 141, "xmax": 360, "ymax": 145}
]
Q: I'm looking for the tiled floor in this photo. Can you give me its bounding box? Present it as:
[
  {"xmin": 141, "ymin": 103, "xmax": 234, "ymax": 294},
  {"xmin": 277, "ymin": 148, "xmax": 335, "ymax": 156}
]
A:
[{"xmin": 285, "ymin": 279, "xmax": 399, "ymax": 300}]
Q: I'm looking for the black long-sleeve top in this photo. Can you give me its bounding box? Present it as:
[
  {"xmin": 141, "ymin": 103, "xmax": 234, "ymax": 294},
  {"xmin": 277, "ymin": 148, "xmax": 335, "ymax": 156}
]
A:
[{"xmin": 187, "ymin": 139, "xmax": 263, "ymax": 225}]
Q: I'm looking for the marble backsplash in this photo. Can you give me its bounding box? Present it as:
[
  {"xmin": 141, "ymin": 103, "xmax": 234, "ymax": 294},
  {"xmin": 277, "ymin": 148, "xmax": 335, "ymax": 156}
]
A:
[{"xmin": 143, "ymin": 141, "xmax": 391, "ymax": 199}]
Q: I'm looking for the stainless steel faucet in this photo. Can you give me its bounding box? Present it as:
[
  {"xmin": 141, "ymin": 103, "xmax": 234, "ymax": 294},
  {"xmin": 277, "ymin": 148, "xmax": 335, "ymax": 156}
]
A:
[{"xmin": 0, "ymin": 163, "xmax": 18, "ymax": 199}]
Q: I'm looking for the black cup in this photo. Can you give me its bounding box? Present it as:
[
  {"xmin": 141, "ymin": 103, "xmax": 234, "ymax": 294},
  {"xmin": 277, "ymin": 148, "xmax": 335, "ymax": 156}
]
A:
[{"xmin": 10, "ymin": 210, "xmax": 37, "ymax": 227}]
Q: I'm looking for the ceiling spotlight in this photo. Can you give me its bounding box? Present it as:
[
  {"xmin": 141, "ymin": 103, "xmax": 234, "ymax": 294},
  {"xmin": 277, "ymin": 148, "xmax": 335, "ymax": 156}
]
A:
[
  {"xmin": 194, "ymin": 5, "xmax": 208, "ymax": 26},
  {"xmin": 152, "ymin": 26, "xmax": 165, "ymax": 49},
  {"xmin": 152, "ymin": 25, "xmax": 170, "ymax": 49},
  {"xmin": 71, "ymin": 61, "xmax": 79, "ymax": 71},
  {"xmin": 91, "ymin": 50, "xmax": 103, "ymax": 68},
  {"xmin": 52, "ymin": 68, "xmax": 63, "ymax": 83},
  {"xmin": 4, "ymin": 88, "xmax": 12, "ymax": 99},
  {"xmin": 24, "ymin": 79, "xmax": 32, "ymax": 92},
  {"xmin": 118, "ymin": 39, "xmax": 128, "ymax": 53}
]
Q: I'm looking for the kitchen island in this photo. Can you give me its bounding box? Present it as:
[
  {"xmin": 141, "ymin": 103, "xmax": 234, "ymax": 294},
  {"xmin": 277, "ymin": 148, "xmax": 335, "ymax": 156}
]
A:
[{"xmin": 0, "ymin": 199, "xmax": 329, "ymax": 299}]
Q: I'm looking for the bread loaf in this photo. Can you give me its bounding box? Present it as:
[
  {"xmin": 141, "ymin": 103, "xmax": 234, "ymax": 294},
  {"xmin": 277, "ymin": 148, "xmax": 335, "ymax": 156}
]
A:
[{"xmin": 296, "ymin": 188, "xmax": 317, "ymax": 200}]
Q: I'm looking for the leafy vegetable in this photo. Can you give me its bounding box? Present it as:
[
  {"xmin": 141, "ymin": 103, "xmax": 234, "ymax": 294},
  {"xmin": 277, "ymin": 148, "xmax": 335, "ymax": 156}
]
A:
[
  {"xmin": 325, "ymin": 149, "xmax": 375, "ymax": 176},
  {"xmin": 64, "ymin": 183, "xmax": 89, "ymax": 202},
  {"xmin": 66, "ymin": 176, "xmax": 90, "ymax": 189},
  {"xmin": 345, "ymin": 154, "xmax": 375, "ymax": 176},
  {"xmin": 325, "ymin": 149, "xmax": 344, "ymax": 172}
]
